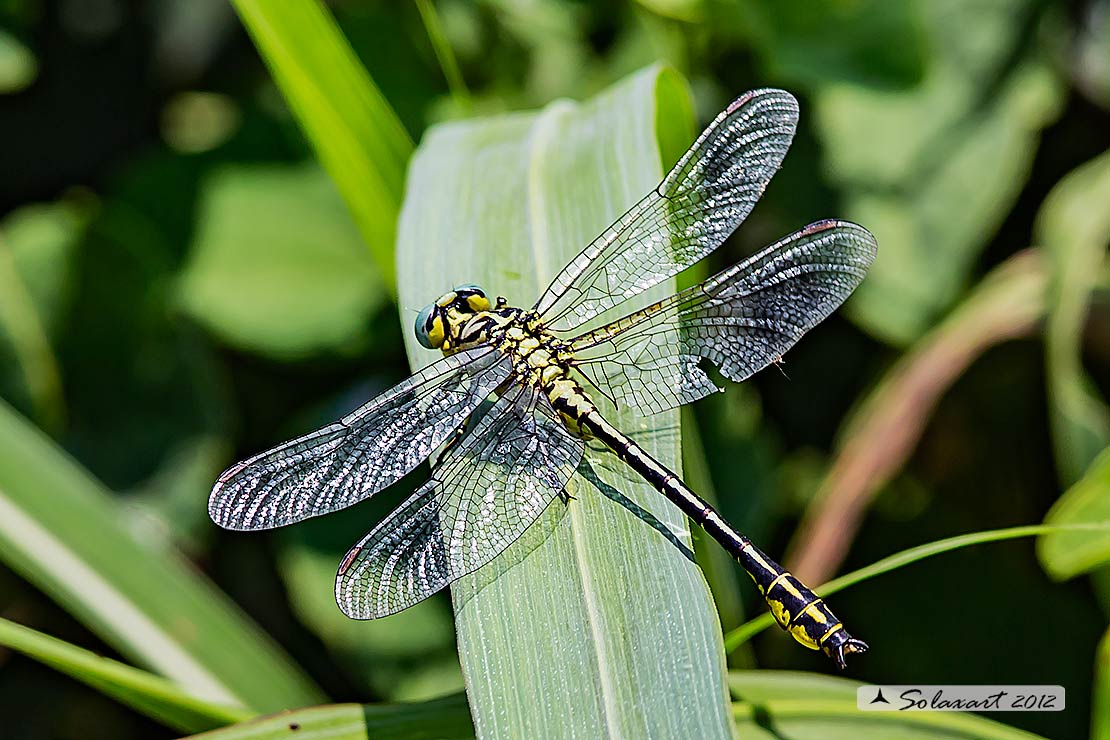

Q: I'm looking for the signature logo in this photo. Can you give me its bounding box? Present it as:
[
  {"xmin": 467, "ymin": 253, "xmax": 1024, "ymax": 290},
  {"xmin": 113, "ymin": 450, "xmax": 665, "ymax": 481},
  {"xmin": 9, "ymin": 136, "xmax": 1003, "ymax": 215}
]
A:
[{"xmin": 857, "ymin": 685, "xmax": 1064, "ymax": 712}]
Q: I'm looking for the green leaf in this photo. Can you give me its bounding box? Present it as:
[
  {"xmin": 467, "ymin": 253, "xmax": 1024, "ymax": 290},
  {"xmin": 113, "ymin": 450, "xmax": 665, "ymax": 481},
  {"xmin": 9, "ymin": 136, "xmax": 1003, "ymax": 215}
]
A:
[
  {"xmin": 730, "ymin": 670, "xmax": 1050, "ymax": 739},
  {"xmin": 726, "ymin": 523, "xmax": 1110, "ymax": 651},
  {"xmin": 179, "ymin": 163, "xmax": 382, "ymax": 359},
  {"xmin": 1039, "ymin": 448, "xmax": 1110, "ymax": 580},
  {"xmin": 396, "ymin": 65, "xmax": 736, "ymax": 738},
  {"xmin": 0, "ymin": 617, "xmax": 251, "ymax": 733},
  {"xmin": 0, "ymin": 398, "xmax": 324, "ymax": 712},
  {"xmin": 230, "ymin": 0, "xmax": 413, "ymax": 290},
  {"xmin": 728, "ymin": 0, "xmax": 927, "ymax": 90},
  {"xmin": 682, "ymin": 406, "xmax": 747, "ymax": 635},
  {"xmin": 818, "ymin": 0, "xmax": 1064, "ymax": 343},
  {"xmin": 0, "ymin": 201, "xmax": 83, "ymax": 429},
  {"xmin": 183, "ymin": 695, "xmax": 475, "ymax": 740},
  {"xmin": 1037, "ymin": 148, "xmax": 1110, "ymax": 485}
]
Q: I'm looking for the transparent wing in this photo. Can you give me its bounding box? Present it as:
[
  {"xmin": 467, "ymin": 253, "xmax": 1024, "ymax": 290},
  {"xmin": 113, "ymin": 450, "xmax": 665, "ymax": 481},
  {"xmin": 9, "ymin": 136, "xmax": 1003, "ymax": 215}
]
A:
[
  {"xmin": 208, "ymin": 346, "xmax": 513, "ymax": 531},
  {"xmin": 570, "ymin": 220, "xmax": 877, "ymax": 416},
  {"xmin": 533, "ymin": 89, "xmax": 799, "ymax": 332},
  {"xmin": 335, "ymin": 384, "xmax": 584, "ymax": 619}
]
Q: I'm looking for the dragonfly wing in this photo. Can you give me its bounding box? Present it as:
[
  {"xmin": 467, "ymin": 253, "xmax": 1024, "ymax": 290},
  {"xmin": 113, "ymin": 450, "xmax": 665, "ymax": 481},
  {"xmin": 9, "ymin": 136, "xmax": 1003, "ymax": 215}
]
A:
[
  {"xmin": 533, "ymin": 89, "xmax": 798, "ymax": 332},
  {"xmin": 570, "ymin": 220, "xmax": 877, "ymax": 416},
  {"xmin": 209, "ymin": 346, "xmax": 512, "ymax": 531},
  {"xmin": 336, "ymin": 384, "xmax": 584, "ymax": 619}
]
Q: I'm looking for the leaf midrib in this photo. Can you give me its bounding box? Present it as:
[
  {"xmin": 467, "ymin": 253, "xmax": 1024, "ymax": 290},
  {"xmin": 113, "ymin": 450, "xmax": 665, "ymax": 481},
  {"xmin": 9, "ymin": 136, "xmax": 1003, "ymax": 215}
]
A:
[{"xmin": 525, "ymin": 98, "xmax": 622, "ymax": 738}]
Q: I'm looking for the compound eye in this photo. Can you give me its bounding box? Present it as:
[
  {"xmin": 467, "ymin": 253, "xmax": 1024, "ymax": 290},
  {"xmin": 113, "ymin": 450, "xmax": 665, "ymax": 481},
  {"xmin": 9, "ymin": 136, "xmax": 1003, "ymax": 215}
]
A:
[
  {"xmin": 414, "ymin": 304, "xmax": 436, "ymax": 349},
  {"xmin": 453, "ymin": 283, "xmax": 485, "ymax": 297}
]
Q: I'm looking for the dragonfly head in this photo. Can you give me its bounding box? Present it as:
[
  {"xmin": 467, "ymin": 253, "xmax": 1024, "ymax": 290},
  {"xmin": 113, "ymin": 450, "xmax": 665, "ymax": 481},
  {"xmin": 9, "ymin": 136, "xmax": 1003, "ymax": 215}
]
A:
[{"xmin": 415, "ymin": 284, "xmax": 493, "ymax": 351}]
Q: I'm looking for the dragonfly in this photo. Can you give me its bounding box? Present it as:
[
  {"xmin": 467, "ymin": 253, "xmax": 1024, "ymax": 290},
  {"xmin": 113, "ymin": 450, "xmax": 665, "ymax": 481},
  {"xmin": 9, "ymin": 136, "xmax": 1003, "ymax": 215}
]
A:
[{"xmin": 209, "ymin": 89, "xmax": 876, "ymax": 668}]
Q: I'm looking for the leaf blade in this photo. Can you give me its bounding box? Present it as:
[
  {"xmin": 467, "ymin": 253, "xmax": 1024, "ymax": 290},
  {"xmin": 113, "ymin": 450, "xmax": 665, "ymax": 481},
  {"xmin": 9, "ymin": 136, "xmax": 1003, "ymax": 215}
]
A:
[
  {"xmin": 184, "ymin": 695, "xmax": 475, "ymax": 740},
  {"xmin": 395, "ymin": 65, "xmax": 736, "ymax": 739},
  {"xmin": 0, "ymin": 617, "xmax": 252, "ymax": 733},
  {"xmin": 0, "ymin": 399, "xmax": 324, "ymax": 712}
]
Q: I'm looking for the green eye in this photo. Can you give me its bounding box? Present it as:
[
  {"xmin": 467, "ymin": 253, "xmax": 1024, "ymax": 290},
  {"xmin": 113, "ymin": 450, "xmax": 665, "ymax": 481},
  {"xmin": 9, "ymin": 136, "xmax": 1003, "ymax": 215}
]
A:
[{"xmin": 414, "ymin": 304, "xmax": 436, "ymax": 348}]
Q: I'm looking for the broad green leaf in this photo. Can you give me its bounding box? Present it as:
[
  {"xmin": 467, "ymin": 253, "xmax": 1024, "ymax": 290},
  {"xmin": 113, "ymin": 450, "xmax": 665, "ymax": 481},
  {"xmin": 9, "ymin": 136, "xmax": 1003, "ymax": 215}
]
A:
[
  {"xmin": 817, "ymin": 0, "xmax": 1064, "ymax": 343},
  {"xmin": 724, "ymin": 0, "xmax": 927, "ymax": 90},
  {"xmin": 1037, "ymin": 148, "xmax": 1110, "ymax": 484},
  {"xmin": 0, "ymin": 617, "xmax": 251, "ymax": 733},
  {"xmin": 0, "ymin": 398, "xmax": 323, "ymax": 712},
  {"xmin": 179, "ymin": 163, "xmax": 381, "ymax": 359},
  {"xmin": 729, "ymin": 671, "xmax": 1049, "ymax": 739},
  {"xmin": 727, "ymin": 523, "xmax": 1110, "ymax": 651},
  {"xmin": 231, "ymin": 0, "xmax": 413, "ymax": 290},
  {"xmin": 185, "ymin": 695, "xmax": 475, "ymax": 740},
  {"xmin": 0, "ymin": 201, "xmax": 83, "ymax": 429},
  {"xmin": 396, "ymin": 65, "xmax": 735, "ymax": 739},
  {"xmin": 682, "ymin": 406, "xmax": 747, "ymax": 635},
  {"xmin": 1039, "ymin": 448, "xmax": 1110, "ymax": 580}
]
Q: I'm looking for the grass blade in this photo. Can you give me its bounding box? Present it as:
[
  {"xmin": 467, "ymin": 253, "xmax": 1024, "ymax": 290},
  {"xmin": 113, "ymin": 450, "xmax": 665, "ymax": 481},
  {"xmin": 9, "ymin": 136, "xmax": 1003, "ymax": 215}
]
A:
[
  {"xmin": 396, "ymin": 65, "xmax": 736, "ymax": 738},
  {"xmin": 414, "ymin": 0, "xmax": 471, "ymax": 110},
  {"xmin": 184, "ymin": 695, "xmax": 475, "ymax": 740},
  {"xmin": 0, "ymin": 617, "xmax": 251, "ymax": 733},
  {"xmin": 230, "ymin": 0, "xmax": 413, "ymax": 290},
  {"xmin": 0, "ymin": 399, "xmax": 323, "ymax": 712}
]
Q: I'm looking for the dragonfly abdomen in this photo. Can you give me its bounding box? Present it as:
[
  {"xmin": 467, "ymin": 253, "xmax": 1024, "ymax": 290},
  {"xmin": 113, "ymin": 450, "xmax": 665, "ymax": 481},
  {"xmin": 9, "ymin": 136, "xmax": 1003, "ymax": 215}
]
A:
[{"xmin": 577, "ymin": 407, "xmax": 867, "ymax": 669}]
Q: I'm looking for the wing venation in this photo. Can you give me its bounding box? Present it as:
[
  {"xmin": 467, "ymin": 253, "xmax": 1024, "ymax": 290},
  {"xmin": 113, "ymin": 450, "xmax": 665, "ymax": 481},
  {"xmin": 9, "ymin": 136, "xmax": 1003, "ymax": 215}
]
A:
[
  {"xmin": 533, "ymin": 88, "xmax": 799, "ymax": 332},
  {"xmin": 209, "ymin": 347, "xmax": 512, "ymax": 530},
  {"xmin": 571, "ymin": 221, "xmax": 877, "ymax": 416},
  {"xmin": 336, "ymin": 386, "xmax": 584, "ymax": 618}
]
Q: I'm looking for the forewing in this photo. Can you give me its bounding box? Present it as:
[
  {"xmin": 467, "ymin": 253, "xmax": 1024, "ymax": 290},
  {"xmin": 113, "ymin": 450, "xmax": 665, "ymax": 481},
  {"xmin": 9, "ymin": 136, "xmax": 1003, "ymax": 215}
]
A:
[
  {"xmin": 570, "ymin": 220, "xmax": 877, "ymax": 416},
  {"xmin": 335, "ymin": 385, "xmax": 584, "ymax": 619},
  {"xmin": 533, "ymin": 89, "xmax": 798, "ymax": 332},
  {"xmin": 209, "ymin": 346, "xmax": 512, "ymax": 530}
]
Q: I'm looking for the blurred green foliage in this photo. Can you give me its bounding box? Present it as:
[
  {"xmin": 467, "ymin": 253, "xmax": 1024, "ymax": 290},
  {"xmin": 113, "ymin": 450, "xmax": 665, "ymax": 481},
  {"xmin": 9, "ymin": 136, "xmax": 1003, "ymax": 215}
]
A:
[
  {"xmin": 179, "ymin": 163, "xmax": 382, "ymax": 358},
  {"xmin": 0, "ymin": 1, "xmax": 1107, "ymax": 739}
]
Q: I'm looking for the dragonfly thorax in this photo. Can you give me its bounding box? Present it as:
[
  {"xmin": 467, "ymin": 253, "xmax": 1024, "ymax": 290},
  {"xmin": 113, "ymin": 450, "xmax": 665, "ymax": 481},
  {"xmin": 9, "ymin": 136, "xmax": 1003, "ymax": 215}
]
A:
[{"xmin": 417, "ymin": 288, "xmax": 582, "ymax": 406}]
